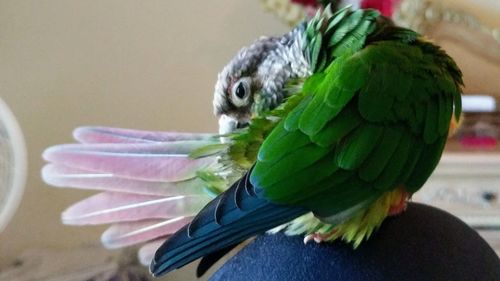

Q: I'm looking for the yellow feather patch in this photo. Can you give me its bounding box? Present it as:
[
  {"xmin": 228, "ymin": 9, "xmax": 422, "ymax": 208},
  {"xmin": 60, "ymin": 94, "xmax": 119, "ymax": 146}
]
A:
[
  {"xmin": 328, "ymin": 188, "xmax": 407, "ymax": 247},
  {"xmin": 271, "ymin": 188, "xmax": 409, "ymax": 248}
]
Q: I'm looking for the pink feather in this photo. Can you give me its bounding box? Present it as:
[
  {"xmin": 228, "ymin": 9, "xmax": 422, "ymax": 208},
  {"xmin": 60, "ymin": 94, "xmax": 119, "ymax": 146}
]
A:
[
  {"xmin": 44, "ymin": 140, "xmax": 218, "ymax": 155},
  {"xmin": 73, "ymin": 126, "xmax": 216, "ymax": 144},
  {"xmin": 43, "ymin": 146, "xmax": 217, "ymax": 182},
  {"xmin": 138, "ymin": 240, "xmax": 165, "ymax": 266},
  {"xmin": 42, "ymin": 164, "xmax": 206, "ymax": 196},
  {"xmin": 61, "ymin": 192, "xmax": 210, "ymax": 225},
  {"xmin": 101, "ymin": 217, "xmax": 191, "ymax": 249}
]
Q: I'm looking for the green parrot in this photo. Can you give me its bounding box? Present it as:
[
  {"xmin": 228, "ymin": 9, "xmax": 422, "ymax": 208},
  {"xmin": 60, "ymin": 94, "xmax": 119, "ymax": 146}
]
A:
[
  {"xmin": 42, "ymin": 5, "xmax": 462, "ymax": 278},
  {"xmin": 149, "ymin": 6, "xmax": 463, "ymax": 277}
]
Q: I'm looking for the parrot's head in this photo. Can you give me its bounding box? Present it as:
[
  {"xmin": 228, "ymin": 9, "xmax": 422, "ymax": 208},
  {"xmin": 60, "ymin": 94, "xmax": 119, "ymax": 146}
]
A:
[
  {"xmin": 213, "ymin": 36, "xmax": 281, "ymax": 135},
  {"xmin": 213, "ymin": 27, "xmax": 308, "ymax": 135}
]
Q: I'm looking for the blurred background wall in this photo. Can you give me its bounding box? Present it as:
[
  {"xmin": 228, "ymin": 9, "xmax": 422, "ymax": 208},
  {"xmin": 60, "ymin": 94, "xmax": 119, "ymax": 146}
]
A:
[{"xmin": 0, "ymin": 0, "xmax": 498, "ymax": 280}]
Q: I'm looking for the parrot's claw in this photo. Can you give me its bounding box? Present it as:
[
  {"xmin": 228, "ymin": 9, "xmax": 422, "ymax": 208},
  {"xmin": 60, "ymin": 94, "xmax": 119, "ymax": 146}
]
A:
[
  {"xmin": 303, "ymin": 232, "xmax": 334, "ymax": 244},
  {"xmin": 303, "ymin": 234, "xmax": 320, "ymax": 244}
]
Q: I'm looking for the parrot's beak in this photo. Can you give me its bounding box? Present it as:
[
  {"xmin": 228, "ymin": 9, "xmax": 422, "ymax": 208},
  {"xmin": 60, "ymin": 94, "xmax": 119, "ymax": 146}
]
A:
[
  {"xmin": 218, "ymin": 114, "xmax": 249, "ymax": 136},
  {"xmin": 218, "ymin": 115, "xmax": 237, "ymax": 135}
]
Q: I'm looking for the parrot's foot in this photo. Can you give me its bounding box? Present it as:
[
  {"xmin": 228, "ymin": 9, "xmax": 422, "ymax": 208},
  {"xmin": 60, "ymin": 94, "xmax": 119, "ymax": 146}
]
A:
[
  {"xmin": 303, "ymin": 230, "xmax": 337, "ymax": 244},
  {"xmin": 388, "ymin": 193, "xmax": 408, "ymax": 216}
]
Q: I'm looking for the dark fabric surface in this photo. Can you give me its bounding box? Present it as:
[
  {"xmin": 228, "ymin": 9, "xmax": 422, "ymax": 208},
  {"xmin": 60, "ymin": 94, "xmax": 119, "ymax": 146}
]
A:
[{"xmin": 210, "ymin": 203, "xmax": 500, "ymax": 281}]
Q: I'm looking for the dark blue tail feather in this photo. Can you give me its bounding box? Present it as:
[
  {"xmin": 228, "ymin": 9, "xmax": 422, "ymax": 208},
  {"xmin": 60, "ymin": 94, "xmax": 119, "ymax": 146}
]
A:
[{"xmin": 150, "ymin": 171, "xmax": 306, "ymax": 277}]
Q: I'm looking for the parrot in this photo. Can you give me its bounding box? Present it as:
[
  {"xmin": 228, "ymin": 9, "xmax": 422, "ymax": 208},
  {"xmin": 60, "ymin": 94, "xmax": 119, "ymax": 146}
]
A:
[{"xmin": 42, "ymin": 5, "xmax": 462, "ymax": 278}]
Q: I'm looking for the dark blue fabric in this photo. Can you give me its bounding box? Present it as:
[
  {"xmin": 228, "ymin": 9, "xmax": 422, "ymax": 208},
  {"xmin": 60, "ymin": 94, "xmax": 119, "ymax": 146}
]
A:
[{"xmin": 210, "ymin": 203, "xmax": 500, "ymax": 281}]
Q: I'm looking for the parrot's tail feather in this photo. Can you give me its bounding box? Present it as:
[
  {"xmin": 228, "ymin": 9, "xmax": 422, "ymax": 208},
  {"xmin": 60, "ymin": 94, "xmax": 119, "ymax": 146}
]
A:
[
  {"xmin": 61, "ymin": 192, "xmax": 210, "ymax": 225},
  {"xmin": 150, "ymin": 172, "xmax": 307, "ymax": 277},
  {"xmin": 42, "ymin": 142, "xmax": 218, "ymax": 182},
  {"xmin": 101, "ymin": 217, "xmax": 192, "ymax": 249},
  {"xmin": 73, "ymin": 126, "xmax": 217, "ymax": 144},
  {"xmin": 196, "ymin": 245, "xmax": 238, "ymax": 277},
  {"xmin": 42, "ymin": 164, "xmax": 207, "ymax": 196},
  {"xmin": 139, "ymin": 240, "xmax": 165, "ymax": 266}
]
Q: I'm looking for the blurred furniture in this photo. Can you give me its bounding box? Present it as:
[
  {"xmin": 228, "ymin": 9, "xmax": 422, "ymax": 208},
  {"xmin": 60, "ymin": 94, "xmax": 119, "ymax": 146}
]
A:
[{"xmin": 415, "ymin": 151, "xmax": 500, "ymax": 256}]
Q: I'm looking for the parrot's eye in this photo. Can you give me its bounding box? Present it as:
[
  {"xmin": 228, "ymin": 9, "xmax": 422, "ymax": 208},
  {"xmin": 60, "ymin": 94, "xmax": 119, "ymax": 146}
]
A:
[
  {"xmin": 230, "ymin": 78, "xmax": 251, "ymax": 107},
  {"xmin": 235, "ymin": 83, "xmax": 246, "ymax": 99}
]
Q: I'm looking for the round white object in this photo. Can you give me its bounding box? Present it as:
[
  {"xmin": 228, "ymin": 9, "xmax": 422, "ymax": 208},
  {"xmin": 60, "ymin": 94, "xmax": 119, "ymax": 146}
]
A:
[{"xmin": 0, "ymin": 98, "xmax": 27, "ymax": 232}]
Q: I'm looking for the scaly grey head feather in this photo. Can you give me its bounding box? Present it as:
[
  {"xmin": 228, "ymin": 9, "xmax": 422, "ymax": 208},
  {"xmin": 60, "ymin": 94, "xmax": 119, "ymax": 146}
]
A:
[{"xmin": 214, "ymin": 25, "xmax": 311, "ymax": 134}]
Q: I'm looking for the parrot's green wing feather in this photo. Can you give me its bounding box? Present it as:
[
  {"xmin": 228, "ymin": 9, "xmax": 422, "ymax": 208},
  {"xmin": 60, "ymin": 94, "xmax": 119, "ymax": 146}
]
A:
[
  {"xmin": 405, "ymin": 135, "xmax": 448, "ymax": 192},
  {"xmin": 358, "ymin": 126, "xmax": 404, "ymax": 182},
  {"xmin": 305, "ymin": 8, "xmax": 380, "ymax": 73},
  {"xmin": 310, "ymin": 103, "xmax": 363, "ymax": 147},
  {"xmin": 334, "ymin": 123, "xmax": 384, "ymax": 170},
  {"xmin": 251, "ymin": 37, "xmax": 462, "ymax": 220}
]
